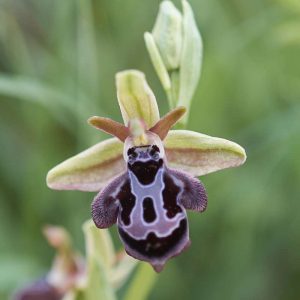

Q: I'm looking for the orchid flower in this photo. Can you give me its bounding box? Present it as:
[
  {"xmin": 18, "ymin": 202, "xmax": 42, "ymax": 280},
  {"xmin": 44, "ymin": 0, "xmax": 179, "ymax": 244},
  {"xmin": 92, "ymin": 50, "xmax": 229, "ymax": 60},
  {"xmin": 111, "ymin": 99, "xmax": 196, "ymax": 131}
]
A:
[{"xmin": 47, "ymin": 70, "xmax": 246, "ymax": 272}]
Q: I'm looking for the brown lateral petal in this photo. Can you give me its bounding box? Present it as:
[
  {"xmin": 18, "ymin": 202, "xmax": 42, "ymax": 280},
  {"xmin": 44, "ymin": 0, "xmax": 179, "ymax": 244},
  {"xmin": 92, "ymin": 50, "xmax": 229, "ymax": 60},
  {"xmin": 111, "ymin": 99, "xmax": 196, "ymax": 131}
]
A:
[
  {"xmin": 150, "ymin": 106, "xmax": 186, "ymax": 140},
  {"xmin": 88, "ymin": 116, "xmax": 129, "ymax": 142}
]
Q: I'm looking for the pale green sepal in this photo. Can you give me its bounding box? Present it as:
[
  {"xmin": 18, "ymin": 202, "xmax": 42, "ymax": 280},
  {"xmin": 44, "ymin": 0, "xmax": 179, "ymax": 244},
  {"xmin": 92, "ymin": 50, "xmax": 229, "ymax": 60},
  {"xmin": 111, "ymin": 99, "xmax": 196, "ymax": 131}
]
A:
[
  {"xmin": 144, "ymin": 32, "xmax": 171, "ymax": 92},
  {"xmin": 164, "ymin": 130, "xmax": 246, "ymax": 176},
  {"xmin": 116, "ymin": 70, "xmax": 160, "ymax": 128},
  {"xmin": 177, "ymin": 0, "xmax": 203, "ymax": 125},
  {"xmin": 152, "ymin": 0, "xmax": 183, "ymax": 70},
  {"xmin": 47, "ymin": 137, "xmax": 125, "ymax": 192}
]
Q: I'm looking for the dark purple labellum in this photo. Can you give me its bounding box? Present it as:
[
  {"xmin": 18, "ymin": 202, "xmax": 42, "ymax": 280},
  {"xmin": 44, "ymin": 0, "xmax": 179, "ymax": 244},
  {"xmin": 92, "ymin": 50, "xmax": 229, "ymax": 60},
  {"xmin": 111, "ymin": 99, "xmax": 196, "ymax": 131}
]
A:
[{"xmin": 92, "ymin": 143, "xmax": 207, "ymax": 272}]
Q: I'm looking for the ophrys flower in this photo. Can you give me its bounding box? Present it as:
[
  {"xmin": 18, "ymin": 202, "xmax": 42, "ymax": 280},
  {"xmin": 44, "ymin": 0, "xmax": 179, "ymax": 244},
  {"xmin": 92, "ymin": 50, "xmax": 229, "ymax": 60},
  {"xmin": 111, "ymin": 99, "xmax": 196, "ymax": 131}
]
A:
[{"xmin": 47, "ymin": 70, "xmax": 246, "ymax": 272}]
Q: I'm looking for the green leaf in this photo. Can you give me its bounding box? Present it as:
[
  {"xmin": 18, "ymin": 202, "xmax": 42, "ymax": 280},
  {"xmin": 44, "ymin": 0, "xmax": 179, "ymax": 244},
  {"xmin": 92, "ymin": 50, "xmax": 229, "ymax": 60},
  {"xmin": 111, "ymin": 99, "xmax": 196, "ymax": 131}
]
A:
[
  {"xmin": 164, "ymin": 130, "xmax": 246, "ymax": 176},
  {"xmin": 177, "ymin": 0, "xmax": 203, "ymax": 125},
  {"xmin": 0, "ymin": 10, "xmax": 33, "ymax": 73},
  {"xmin": 0, "ymin": 74, "xmax": 79, "ymax": 131},
  {"xmin": 77, "ymin": 0, "xmax": 101, "ymax": 105},
  {"xmin": 0, "ymin": 74, "xmax": 75, "ymax": 112},
  {"xmin": 116, "ymin": 70, "xmax": 160, "ymax": 128},
  {"xmin": 47, "ymin": 137, "xmax": 125, "ymax": 192}
]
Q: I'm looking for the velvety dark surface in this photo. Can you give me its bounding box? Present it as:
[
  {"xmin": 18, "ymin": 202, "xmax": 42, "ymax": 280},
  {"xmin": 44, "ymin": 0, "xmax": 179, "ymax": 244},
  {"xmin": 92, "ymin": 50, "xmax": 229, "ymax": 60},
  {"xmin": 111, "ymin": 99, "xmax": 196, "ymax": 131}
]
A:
[
  {"xmin": 162, "ymin": 172, "xmax": 183, "ymax": 218},
  {"xmin": 119, "ymin": 219, "xmax": 187, "ymax": 258},
  {"xmin": 143, "ymin": 197, "xmax": 157, "ymax": 223}
]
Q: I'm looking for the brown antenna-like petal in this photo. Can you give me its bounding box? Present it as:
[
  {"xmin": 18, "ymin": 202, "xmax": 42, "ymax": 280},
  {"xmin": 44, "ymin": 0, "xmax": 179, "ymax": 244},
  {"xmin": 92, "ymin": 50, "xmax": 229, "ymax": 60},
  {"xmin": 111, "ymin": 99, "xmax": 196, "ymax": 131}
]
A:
[
  {"xmin": 88, "ymin": 117, "xmax": 129, "ymax": 142},
  {"xmin": 150, "ymin": 106, "xmax": 186, "ymax": 140}
]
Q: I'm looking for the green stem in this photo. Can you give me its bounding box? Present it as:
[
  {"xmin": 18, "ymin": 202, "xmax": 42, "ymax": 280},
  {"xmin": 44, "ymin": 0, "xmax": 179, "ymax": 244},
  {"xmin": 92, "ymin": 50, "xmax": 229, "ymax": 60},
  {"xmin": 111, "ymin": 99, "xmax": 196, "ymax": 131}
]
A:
[
  {"xmin": 170, "ymin": 70, "xmax": 180, "ymax": 108},
  {"xmin": 123, "ymin": 263, "xmax": 157, "ymax": 300},
  {"xmin": 166, "ymin": 88, "xmax": 174, "ymax": 109}
]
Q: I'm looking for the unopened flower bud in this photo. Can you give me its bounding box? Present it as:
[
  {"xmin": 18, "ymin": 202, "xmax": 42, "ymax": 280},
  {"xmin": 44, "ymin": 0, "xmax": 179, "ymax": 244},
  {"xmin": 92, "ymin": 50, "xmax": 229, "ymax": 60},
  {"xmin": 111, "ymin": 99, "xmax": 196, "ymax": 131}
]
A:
[
  {"xmin": 145, "ymin": 0, "xmax": 203, "ymax": 126},
  {"xmin": 152, "ymin": 1, "xmax": 183, "ymax": 71}
]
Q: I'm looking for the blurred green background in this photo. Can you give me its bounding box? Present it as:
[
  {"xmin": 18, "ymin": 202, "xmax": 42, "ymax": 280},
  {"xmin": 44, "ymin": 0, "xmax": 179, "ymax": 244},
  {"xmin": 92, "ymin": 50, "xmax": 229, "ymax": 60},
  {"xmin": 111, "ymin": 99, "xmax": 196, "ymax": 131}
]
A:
[{"xmin": 1, "ymin": 0, "xmax": 300, "ymax": 299}]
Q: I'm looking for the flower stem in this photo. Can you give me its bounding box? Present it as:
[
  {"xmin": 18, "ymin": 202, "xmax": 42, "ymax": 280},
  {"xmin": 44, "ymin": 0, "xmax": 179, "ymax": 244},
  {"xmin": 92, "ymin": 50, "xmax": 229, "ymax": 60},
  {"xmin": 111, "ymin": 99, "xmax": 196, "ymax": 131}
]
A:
[
  {"xmin": 166, "ymin": 88, "xmax": 174, "ymax": 109},
  {"xmin": 124, "ymin": 263, "xmax": 157, "ymax": 300}
]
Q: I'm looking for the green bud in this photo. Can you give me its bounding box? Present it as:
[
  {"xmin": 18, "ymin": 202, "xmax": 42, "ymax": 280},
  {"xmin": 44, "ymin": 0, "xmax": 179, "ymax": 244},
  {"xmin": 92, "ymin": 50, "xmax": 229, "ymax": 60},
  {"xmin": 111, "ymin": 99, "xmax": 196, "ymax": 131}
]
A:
[
  {"xmin": 144, "ymin": 32, "xmax": 171, "ymax": 92},
  {"xmin": 145, "ymin": 0, "xmax": 203, "ymax": 126},
  {"xmin": 152, "ymin": 1, "xmax": 183, "ymax": 71},
  {"xmin": 177, "ymin": 0, "xmax": 203, "ymax": 125}
]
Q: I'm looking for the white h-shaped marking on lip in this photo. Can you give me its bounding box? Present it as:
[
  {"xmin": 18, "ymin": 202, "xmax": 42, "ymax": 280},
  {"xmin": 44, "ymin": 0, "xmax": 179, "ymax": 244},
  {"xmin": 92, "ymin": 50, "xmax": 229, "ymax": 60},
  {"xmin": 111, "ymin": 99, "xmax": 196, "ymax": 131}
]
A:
[{"xmin": 119, "ymin": 167, "xmax": 186, "ymax": 240}]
